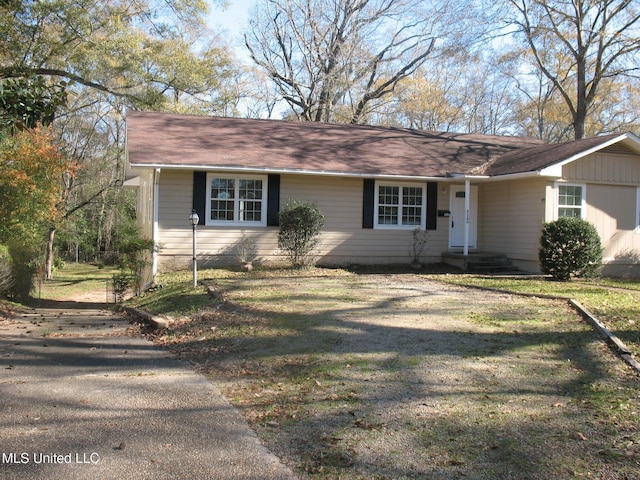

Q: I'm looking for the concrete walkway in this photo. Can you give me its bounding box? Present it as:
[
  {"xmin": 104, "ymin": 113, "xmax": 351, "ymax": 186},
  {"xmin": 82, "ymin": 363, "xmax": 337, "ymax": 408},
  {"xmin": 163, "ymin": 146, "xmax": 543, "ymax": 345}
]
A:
[{"xmin": 0, "ymin": 301, "xmax": 297, "ymax": 480}]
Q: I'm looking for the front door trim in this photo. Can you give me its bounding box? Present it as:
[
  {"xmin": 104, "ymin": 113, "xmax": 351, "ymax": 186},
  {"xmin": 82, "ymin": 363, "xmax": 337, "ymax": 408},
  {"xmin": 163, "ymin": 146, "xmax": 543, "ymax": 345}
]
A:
[{"xmin": 448, "ymin": 183, "xmax": 478, "ymax": 252}]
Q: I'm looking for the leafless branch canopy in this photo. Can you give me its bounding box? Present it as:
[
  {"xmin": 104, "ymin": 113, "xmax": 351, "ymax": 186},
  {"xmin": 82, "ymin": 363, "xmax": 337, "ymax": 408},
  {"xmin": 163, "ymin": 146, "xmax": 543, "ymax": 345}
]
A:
[
  {"xmin": 245, "ymin": 0, "xmax": 439, "ymax": 123},
  {"xmin": 507, "ymin": 0, "xmax": 640, "ymax": 139}
]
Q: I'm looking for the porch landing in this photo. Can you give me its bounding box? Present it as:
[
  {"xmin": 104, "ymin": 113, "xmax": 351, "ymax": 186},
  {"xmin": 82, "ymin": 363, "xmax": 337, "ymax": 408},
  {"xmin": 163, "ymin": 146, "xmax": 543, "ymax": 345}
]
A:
[{"xmin": 442, "ymin": 251, "xmax": 521, "ymax": 274}]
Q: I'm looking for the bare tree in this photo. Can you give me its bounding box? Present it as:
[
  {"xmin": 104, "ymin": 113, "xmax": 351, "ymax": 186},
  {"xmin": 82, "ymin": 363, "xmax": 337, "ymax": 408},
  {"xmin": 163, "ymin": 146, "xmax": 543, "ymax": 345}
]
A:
[
  {"xmin": 506, "ymin": 0, "xmax": 640, "ymax": 139},
  {"xmin": 244, "ymin": 0, "xmax": 444, "ymax": 123}
]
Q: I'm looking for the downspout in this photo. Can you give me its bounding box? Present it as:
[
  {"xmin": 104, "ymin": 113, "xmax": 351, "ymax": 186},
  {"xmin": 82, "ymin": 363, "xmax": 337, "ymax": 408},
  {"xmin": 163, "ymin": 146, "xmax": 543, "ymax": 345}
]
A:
[
  {"xmin": 152, "ymin": 168, "xmax": 161, "ymax": 277},
  {"xmin": 464, "ymin": 179, "xmax": 470, "ymax": 256}
]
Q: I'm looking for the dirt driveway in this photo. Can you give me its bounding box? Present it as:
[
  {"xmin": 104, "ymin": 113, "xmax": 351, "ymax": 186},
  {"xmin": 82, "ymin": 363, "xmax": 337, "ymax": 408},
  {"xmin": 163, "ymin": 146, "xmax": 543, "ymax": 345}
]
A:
[{"xmin": 150, "ymin": 272, "xmax": 640, "ymax": 480}]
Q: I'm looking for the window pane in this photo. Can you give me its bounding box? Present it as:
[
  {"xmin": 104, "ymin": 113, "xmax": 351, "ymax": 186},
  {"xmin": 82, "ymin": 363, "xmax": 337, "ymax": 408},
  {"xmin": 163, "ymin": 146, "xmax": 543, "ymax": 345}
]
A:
[
  {"xmin": 378, "ymin": 186, "xmax": 399, "ymax": 206},
  {"xmin": 239, "ymin": 200, "xmax": 262, "ymax": 222},
  {"xmin": 378, "ymin": 205, "xmax": 398, "ymax": 224},
  {"xmin": 402, "ymin": 187, "xmax": 422, "ymax": 225},
  {"xmin": 211, "ymin": 178, "xmax": 235, "ymax": 200},
  {"xmin": 558, "ymin": 185, "xmax": 582, "ymax": 218},
  {"xmin": 558, "ymin": 207, "xmax": 581, "ymax": 218},
  {"xmin": 210, "ymin": 178, "xmax": 235, "ymax": 221},
  {"xmin": 239, "ymin": 179, "xmax": 263, "ymax": 200},
  {"xmin": 378, "ymin": 186, "xmax": 399, "ymax": 225},
  {"xmin": 209, "ymin": 176, "xmax": 267, "ymax": 223},
  {"xmin": 402, "ymin": 206, "xmax": 422, "ymax": 225},
  {"xmin": 211, "ymin": 200, "xmax": 235, "ymax": 221},
  {"xmin": 239, "ymin": 179, "xmax": 263, "ymax": 222}
]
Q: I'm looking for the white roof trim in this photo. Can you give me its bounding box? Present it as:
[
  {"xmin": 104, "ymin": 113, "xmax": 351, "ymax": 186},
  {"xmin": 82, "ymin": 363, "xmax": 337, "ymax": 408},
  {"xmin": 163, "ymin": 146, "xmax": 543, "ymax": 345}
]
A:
[
  {"xmin": 472, "ymin": 171, "xmax": 549, "ymax": 182},
  {"xmin": 123, "ymin": 176, "xmax": 140, "ymax": 187},
  {"xmin": 127, "ymin": 162, "xmax": 454, "ymax": 182},
  {"xmin": 539, "ymin": 132, "xmax": 640, "ymax": 176}
]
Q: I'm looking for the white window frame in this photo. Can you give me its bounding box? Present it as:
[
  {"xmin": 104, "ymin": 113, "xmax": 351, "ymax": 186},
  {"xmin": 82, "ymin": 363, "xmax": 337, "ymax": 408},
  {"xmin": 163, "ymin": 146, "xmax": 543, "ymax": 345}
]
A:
[
  {"xmin": 373, "ymin": 181, "xmax": 426, "ymax": 230},
  {"xmin": 206, "ymin": 173, "xmax": 268, "ymax": 227},
  {"xmin": 555, "ymin": 182, "xmax": 586, "ymax": 220}
]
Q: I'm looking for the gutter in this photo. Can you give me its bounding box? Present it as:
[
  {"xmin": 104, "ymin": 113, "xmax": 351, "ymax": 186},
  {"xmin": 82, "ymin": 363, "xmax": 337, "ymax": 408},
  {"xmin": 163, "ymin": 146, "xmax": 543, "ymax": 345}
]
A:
[
  {"xmin": 127, "ymin": 163, "xmax": 561, "ymax": 183},
  {"xmin": 481, "ymin": 170, "xmax": 556, "ymax": 181},
  {"xmin": 127, "ymin": 163, "xmax": 451, "ymax": 182}
]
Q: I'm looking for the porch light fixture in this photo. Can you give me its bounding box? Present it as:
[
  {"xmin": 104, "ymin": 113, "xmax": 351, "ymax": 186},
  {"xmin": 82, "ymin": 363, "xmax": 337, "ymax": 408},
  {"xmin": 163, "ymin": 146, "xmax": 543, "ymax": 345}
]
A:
[{"xmin": 189, "ymin": 209, "xmax": 200, "ymax": 288}]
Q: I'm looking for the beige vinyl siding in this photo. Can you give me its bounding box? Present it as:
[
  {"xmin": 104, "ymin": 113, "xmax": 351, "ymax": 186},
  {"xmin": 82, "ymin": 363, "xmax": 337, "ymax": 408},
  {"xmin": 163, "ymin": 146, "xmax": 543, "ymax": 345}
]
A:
[
  {"xmin": 124, "ymin": 168, "xmax": 157, "ymax": 285},
  {"xmin": 583, "ymin": 184, "xmax": 640, "ymax": 274},
  {"xmin": 558, "ymin": 150, "xmax": 640, "ymax": 276},
  {"xmin": 280, "ymin": 175, "xmax": 449, "ymax": 264},
  {"xmin": 477, "ymin": 178, "xmax": 547, "ymax": 268},
  {"xmin": 562, "ymin": 151, "xmax": 640, "ymax": 185},
  {"xmin": 155, "ymin": 170, "xmax": 278, "ymax": 271},
  {"xmin": 155, "ymin": 170, "xmax": 449, "ymax": 270},
  {"xmin": 134, "ymin": 169, "xmax": 155, "ymax": 240}
]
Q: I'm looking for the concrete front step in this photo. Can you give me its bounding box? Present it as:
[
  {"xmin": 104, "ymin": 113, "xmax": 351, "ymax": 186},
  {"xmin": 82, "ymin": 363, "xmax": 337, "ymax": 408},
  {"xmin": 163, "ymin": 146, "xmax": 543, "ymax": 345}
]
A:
[{"xmin": 442, "ymin": 252, "xmax": 520, "ymax": 274}]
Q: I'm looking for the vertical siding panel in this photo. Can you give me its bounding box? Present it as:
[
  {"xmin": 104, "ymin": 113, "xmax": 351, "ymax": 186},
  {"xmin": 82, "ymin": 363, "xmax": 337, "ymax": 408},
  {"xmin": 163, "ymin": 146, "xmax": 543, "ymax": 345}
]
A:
[
  {"xmin": 563, "ymin": 152, "xmax": 640, "ymax": 184},
  {"xmin": 134, "ymin": 169, "xmax": 155, "ymax": 240}
]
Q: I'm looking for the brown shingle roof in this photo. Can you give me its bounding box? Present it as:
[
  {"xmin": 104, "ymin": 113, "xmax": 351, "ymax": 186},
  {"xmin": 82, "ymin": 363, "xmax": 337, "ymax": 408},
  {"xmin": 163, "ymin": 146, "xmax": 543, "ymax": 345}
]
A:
[
  {"xmin": 482, "ymin": 133, "xmax": 623, "ymax": 176},
  {"xmin": 126, "ymin": 111, "xmax": 546, "ymax": 178}
]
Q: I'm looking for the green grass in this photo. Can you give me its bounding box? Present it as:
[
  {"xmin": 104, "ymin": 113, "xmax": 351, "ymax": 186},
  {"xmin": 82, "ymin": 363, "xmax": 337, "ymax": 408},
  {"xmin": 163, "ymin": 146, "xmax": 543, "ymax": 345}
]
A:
[
  {"xmin": 36, "ymin": 262, "xmax": 120, "ymax": 301},
  {"xmin": 130, "ymin": 268, "xmax": 640, "ymax": 358},
  {"xmin": 126, "ymin": 268, "xmax": 242, "ymax": 316},
  {"xmin": 436, "ymin": 274, "xmax": 640, "ymax": 357},
  {"xmin": 127, "ymin": 266, "xmax": 354, "ymax": 317}
]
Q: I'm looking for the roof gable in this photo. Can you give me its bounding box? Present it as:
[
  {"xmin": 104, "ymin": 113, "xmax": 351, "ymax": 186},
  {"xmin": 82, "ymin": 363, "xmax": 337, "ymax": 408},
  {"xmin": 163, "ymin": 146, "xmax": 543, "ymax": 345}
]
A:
[{"xmin": 483, "ymin": 133, "xmax": 640, "ymax": 177}]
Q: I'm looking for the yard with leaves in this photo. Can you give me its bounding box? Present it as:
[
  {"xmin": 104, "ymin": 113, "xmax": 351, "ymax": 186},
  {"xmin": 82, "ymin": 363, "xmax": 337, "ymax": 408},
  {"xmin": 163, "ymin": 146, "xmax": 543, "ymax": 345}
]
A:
[{"xmin": 130, "ymin": 268, "xmax": 640, "ymax": 479}]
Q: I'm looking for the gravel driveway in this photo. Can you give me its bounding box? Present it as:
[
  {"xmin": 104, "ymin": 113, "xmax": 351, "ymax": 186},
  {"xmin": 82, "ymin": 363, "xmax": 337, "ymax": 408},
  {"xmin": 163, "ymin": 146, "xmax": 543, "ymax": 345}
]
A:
[{"xmin": 152, "ymin": 272, "xmax": 640, "ymax": 480}]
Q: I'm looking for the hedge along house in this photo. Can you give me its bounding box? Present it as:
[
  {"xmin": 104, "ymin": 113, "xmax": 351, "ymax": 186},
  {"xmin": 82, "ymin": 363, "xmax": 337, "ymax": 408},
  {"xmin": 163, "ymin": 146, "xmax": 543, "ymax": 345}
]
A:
[{"xmin": 124, "ymin": 111, "xmax": 640, "ymax": 279}]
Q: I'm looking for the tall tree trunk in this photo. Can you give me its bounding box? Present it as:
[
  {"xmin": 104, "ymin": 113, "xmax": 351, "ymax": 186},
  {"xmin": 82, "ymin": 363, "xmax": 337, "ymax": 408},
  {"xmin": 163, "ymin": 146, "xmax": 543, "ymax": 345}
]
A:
[{"xmin": 574, "ymin": 58, "xmax": 587, "ymax": 139}]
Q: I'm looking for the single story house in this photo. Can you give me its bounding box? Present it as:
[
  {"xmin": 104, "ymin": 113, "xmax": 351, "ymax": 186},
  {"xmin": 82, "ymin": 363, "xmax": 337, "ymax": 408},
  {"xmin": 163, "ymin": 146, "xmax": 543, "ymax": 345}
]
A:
[{"xmin": 124, "ymin": 111, "xmax": 640, "ymax": 279}]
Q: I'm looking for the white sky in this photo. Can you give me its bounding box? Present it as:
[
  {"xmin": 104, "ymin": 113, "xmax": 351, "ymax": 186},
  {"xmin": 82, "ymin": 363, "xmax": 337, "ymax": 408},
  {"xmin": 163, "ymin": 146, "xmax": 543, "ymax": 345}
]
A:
[{"xmin": 208, "ymin": 0, "xmax": 255, "ymax": 58}]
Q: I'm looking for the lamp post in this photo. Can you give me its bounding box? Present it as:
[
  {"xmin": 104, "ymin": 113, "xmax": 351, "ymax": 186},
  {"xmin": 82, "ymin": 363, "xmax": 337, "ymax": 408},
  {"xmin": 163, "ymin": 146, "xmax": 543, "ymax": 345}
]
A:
[{"xmin": 189, "ymin": 209, "xmax": 199, "ymax": 288}]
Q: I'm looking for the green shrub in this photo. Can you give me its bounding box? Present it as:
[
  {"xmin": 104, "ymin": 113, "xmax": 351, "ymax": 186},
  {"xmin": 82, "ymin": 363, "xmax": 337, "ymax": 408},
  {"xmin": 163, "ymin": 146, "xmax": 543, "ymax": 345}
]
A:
[
  {"xmin": 278, "ymin": 200, "xmax": 325, "ymax": 268},
  {"xmin": 0, "ymin": 244, "xmax": 13, "ymax": 297},
  {"xmin": 5, "ymin": 242, "xmax": 39, "ymax": 301},
  {"xmin": 539, "ymin": 216, "xmax": 602, "ymax": 281},
  {"xmin": 112, "ymin": 272, "xmax": 133, "ymax": 303},
  {"xmin": 117, "ymin": 236, "xmax": 156, "ymax": 296}
]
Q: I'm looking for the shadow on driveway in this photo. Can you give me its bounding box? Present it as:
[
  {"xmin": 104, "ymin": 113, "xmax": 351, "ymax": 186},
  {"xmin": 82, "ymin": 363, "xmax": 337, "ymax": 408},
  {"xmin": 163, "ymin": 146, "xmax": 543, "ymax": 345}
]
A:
[{"xmin": 0, "ymin": 301, "xmax": 297, "ymax": 480}]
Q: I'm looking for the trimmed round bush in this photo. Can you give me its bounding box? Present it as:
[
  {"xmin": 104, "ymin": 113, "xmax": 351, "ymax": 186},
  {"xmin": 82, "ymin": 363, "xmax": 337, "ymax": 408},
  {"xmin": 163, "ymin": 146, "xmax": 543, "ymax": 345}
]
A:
[
  {"xmin": 539, "ymin": 216, "xmax": 602, "ymax": 281},
  {"xmin": 278, "ymin": 200, "xmax": 325, "ymax": 268}
]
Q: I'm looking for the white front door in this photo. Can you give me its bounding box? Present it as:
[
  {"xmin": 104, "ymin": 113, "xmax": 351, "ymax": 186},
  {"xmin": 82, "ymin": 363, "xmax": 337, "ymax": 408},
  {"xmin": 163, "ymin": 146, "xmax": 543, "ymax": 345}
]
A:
[{"xmin": 449, "ymin": 185, "xmax": 478, "ymax": 249}]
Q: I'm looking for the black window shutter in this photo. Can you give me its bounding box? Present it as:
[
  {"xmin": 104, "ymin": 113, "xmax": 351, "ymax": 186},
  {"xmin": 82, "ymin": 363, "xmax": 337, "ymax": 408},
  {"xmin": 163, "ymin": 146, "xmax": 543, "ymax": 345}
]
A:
[
  {"xmin": 267, "ymin": 174, "xmax": 281, "ymax": 226},
  {"xmin": 192, "ymin": 171, "xmax": 206, "ymax": 225},
  {"xmin": 362, "ymin": 179, "xmax": 375, "ymax": 229},
  {"xmin": 426, "ymin": 181, "xmax": 438, "ymax": 230}
]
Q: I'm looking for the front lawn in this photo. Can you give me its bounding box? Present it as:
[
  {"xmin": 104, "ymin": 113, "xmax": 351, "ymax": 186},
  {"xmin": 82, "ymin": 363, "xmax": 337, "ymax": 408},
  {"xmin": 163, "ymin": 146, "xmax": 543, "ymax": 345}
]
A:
[
  {"xmin": 439, "ymin": 275, "xmax": 640, "ymax": 359},
  {"xmin": 34, "ymin": 262, "xmax": 120, "ymax": 301},
  {"xmin": 134, "ymin": 268, "xmax": 640, "ymax": 480}
]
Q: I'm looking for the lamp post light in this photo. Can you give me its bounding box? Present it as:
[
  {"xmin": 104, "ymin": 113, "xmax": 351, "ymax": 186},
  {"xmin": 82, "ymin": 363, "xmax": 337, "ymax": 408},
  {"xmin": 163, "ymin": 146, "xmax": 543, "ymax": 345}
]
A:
[{"xmin": 189, "ymin": 209, "xmax": 200, "ymax": 288}]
